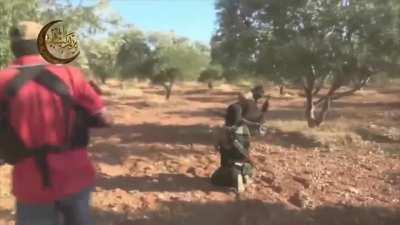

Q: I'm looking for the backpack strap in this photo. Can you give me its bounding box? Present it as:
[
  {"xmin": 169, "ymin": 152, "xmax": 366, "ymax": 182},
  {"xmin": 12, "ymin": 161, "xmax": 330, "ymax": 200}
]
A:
[
  {"xmin": 4, "ymin": 65, "xmax": 76, "ymax": 188},
  {"xmin": 6, "ymin": 66, "xmax": 43, "ymax": 98},
  {"xmin": 6, "ymin": 65, "xmax": 74, "ymax": 144},
  {"xmin": 34, "ymin": 69, "xmax": 74, "ymax": 147},
  {"xmin": 31, "ymin": 69, "xmax": 75, "ymax": 188}
]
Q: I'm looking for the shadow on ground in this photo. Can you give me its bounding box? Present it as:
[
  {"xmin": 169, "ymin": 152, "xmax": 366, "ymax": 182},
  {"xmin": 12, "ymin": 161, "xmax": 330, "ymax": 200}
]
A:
[
  {"xmin": 265, "ymin": 109, "xmax": 305, "ymax": 121},
  {"xmin": 210, "ymin": 90, "xmax": 240, "ymax": 96},
  {"xmin": 333, "ymin": 101, "xmax": 400, "ymax": 109},
  {"xmin": 184, "ymin": 96, "xmax": 236, "ymax": 104},
  {"xmin": 166, "ymin": 108, "xmax": 225, "ymax": 119},
  {"xmin": 266, "ymin": 107, "xmax": 382, "ymax": 122},
  {"xmin": 183, "ymin": 89, "xmax": 214, "ymax": 95},
  {"xmin": 96, "ymin": 173, "xmax": 221, "ymax": 193},
  {"xmin": 93, "ymin": 200, "xmax": 400, "ymax": 225},
  {"xmin": 355, "ymin": 128, "xmax": 399, "ymax": 144},
  {"xmin": 92, "ymin": 123, "xmax": 214, "ymax": 146},
  {"xmin": 90, "ymin": 141, "xmax": 210, "ymax": 166},
  {"xmin": 385, "ymin": 169, "xmax": 400, "ymax": 192},
  {"xmin": 377, "ymin": 89, "xmax": 400, "ymax": 95},
  {"xmin": 262, "ymin": 128, "xmax": 321, "ymax": 149}
]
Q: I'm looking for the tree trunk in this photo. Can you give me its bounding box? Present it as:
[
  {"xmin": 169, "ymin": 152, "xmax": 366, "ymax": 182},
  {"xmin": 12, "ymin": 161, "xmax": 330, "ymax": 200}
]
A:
[
  {"xmin": 164, "ymin": 84, "xmax": 172, "ymax": 100},
  {"xmin": 317, "ymin": 97, "xmax": 331, "ymax": 125},
  {"xmin": 100, "ymin": 76, "xmax": 106, "ymax": 84},
  {"xmin": 305, "ymin": 88, "xmax": 331, "ymax": 128},
  {"xmin": 305, "ymin": 88, "xmax": 318, "ymax": 128},
  {"xmin": 279, "ymin": 85, "xmax": 284, "ymax": 95},
  {"xmin": 303, "ymin": 75, "xmax": 331, "ymax": 128},
  {"xmin": 208, "ymin": 81, "xmax": 213, "ymax": 89}
]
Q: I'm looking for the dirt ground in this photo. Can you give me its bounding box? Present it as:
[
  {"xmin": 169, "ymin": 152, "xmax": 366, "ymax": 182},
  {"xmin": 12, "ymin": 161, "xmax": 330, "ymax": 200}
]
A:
[{"xmin": 0, "ymin": 83, "xmax": 399, "ymax": 225}]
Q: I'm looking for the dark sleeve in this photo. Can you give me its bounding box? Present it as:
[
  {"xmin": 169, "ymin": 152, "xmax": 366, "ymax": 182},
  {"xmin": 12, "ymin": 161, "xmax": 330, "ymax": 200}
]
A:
[{"xmin": 225, "ymin": 103, "xmax": 242, "ymax": 127}]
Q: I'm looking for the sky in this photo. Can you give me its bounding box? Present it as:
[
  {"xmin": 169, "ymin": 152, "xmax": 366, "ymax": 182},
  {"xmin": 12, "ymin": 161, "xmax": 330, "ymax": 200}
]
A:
[{"xmin": 78, "ymin": 0, "xmax": 217, "ymax": 44}]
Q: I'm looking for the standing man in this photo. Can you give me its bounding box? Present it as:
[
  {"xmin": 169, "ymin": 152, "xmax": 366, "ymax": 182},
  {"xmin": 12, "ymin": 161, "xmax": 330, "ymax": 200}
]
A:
[{"xmin": 0, "ymin": 21, "xmax": 111, "ymax": 225}]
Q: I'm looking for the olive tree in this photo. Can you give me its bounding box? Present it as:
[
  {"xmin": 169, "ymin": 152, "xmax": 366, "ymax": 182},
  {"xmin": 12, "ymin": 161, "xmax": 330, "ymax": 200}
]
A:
[
  {"xmin": 213, "ymin": 0, "xmax": 400, "ymax": 127},
  {"xmin": 198, "ymin": 65, "xmax": 223, "ymax": 89}
]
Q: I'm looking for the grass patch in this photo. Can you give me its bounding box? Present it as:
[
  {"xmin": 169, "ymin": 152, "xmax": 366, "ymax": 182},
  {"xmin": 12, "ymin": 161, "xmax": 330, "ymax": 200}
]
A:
[{"xmin": 267, "ymin": 119, "xmax": 365, "ymax": 149}]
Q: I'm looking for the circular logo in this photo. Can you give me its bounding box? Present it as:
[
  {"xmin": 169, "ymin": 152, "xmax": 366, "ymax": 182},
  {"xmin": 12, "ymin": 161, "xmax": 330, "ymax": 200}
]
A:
[{"xmin": 37, "ymin": 20, "xmax": 80, "ymax": 64}]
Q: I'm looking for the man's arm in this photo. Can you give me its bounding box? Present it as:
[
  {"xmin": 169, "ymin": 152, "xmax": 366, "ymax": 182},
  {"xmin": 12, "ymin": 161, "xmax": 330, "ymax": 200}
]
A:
[{"xmin": 68, "ymin": 67, "xmax": 113, "ymax": 128}]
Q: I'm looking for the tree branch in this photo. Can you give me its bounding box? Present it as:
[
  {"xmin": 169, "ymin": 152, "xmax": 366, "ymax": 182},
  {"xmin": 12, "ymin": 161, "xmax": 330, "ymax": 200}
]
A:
[
  {"xmin": 315, "ymin": 74, "xmax": 344, "ymax": 105},
  {"xmin": 330, "ymin": 75, "xmax": 370, "ymax": 100},
  {"xmin": 312, "ymin": 75, "xmax": 327, "ymax": 95},
  {"xmin": 315, "ymin": 96, "xmax": 332, "ymax": 126},
  {"xmin": 302, "ymin": 77, "xmax": 308, "ymax": 92},
  {"xmin": 302, "ymin": 75, "xmax": 315, "ymax": 93}
]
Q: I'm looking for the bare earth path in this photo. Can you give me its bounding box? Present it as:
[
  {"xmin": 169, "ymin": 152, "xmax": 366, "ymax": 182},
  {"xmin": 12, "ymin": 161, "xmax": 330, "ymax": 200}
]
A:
[{"xmin": 1, "ymin": 83, "xmax": 399, "ymax": 225}]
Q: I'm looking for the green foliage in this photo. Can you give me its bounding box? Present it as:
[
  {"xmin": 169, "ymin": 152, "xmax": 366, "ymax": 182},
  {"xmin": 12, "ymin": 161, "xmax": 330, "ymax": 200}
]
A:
[
  {"xmin": 198, "ymin": 67, "xmax": 222, "ymax": 83},
  {"xmin": 116, "ymin": 28, "xmax": 152, "ymax": 80},
  {"xmin": 83, "ymin": 34, "xmax": 122, "ymax": 83},
  {"xmin": 1, "ymin": 0, "xmax": 210, "ymax": 84},
  {"xmin": 39, "ymin": 0, "xmax": 122, "ymax": 38},
  {"xmin": 39, "ymin": 0, "xmax": 123, "ymax": 74},
  {"xmin": 151, "ymin": 34, "xmax": 210, "ymax": 80},
  {"xmin": 198, "ymin": 65, "xmax": 223, "ymax": 89},
  {"xmin": 211, "ymin": 0, "xmax": 257, "ymax": 79},
  {"xmin": 213, "ymin": 0, "xmax": 400, "ymax": 127},
  {"xmin": 117, "ymin": 31, "xmax": 210, "ymax": 82},
  {"xmin": 151, "ymin": 67, "xmax": 183, "ymax": 100},
  {"xmin": 222, "ymin": 69, "xmax": 244, "ymax": 82},
  {"xmin": 213, "ymin": 0, "xmax": 400, "ymax": 85},
  {"xmin": 151, "ymin": 67, "xmax": 182, "ymax": 85},
  {"xmin": 0, "ymin": 0, "xmax": 40, "ymax": 68},
  {"xmin": 0, "ymin": 0, "xmax": 121, "ymax": 72}
]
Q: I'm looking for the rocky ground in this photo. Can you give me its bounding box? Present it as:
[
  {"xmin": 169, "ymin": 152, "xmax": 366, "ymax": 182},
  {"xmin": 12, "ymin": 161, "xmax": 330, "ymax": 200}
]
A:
[{"xmin": 0, "ymin": 83, "xmax": 399, "ymax": 225}]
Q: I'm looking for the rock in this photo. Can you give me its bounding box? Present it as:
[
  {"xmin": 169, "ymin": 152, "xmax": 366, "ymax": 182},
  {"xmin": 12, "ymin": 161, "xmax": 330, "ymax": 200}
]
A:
[
  {"xmin": 293, "ymin": 175, "xmax": 311, "ymax": 189},
  {"xmin": 207, "ymin": 191, "xmax": 231, "ymax": 201},
  {"xmin": 271, "ymin": 184, "xmax": 283, "ymax": 193},
  {"xmin": 186, "ymin": 167, "xmax": 198, "ymax": 176},
  {"xmin": 288, "ymin": 191, "xmax": 314, "ymax": 208},
  {"xmin": 347, "ymin": 187, "xmax": 360, "ymax": 194},
  {"xmin": 169, "ymin": 196, "xmax": 180, "ymax": 201},
  {"xmin": 136, "ymin": 161, "xmax": 152, "ymax": 171},
  {"xmin": 97, "ymin": 163, "xmax": 129, "ymax": 176},
  {"xmin": 140, "ymin": 194, "xmax": 158, "ymax": 209},
  {"xmin": 261, "ymin": 175, "xmax": 275, "ymax": 184},
  {"xmin": 129, "ymin": 190, "xmax": 139, "ymax": 194}
]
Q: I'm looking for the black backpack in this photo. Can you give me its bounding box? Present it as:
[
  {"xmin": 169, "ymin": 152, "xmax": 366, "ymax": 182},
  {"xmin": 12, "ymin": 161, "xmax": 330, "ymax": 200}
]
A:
[{"xmin": 0, "ymin": 65, "xmax": 92, "ymax": 188}]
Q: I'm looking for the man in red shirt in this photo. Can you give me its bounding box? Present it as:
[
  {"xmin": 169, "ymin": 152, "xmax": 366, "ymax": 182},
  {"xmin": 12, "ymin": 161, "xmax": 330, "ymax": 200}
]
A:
[{"xmin": 0, "ymin": 21, "xmax": 112, "ymax": 225}]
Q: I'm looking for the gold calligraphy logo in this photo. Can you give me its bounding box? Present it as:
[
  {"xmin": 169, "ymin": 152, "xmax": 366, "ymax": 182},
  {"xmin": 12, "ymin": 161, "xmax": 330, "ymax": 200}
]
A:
[{"xmin": 37, "ymin": 20, "xmax": 80, "ymax": 64}]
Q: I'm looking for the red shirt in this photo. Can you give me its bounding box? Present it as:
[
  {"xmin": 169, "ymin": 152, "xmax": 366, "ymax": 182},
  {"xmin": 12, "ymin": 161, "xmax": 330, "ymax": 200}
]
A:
[{"xmin": 0, "ymin": 55, "xmax": 104, "ymax": 203}]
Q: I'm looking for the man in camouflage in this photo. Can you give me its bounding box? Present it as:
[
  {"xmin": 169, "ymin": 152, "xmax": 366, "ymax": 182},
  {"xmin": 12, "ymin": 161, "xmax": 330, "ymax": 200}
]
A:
[{"xmin": 211, "ymin": 85, "xmax": 270, "ymax": 192}]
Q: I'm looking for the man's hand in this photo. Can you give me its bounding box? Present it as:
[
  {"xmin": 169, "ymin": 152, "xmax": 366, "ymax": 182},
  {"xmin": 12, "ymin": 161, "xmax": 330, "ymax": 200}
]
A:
[
  {"xmin": 89, "ymin": 110, "xmax": 113, "ymax": 128},
  {"xmin": 261, "ymin": 95, "xmax": 271, "ymax": 113}
]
